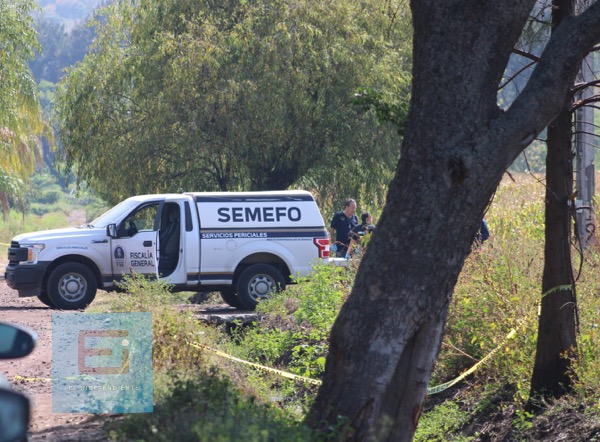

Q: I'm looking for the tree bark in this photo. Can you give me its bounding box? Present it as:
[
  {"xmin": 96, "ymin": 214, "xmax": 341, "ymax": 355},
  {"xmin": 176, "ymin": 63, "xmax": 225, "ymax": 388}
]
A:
[
  {"xmin": 307, "ymin": 1, "xmax": 600, "ymax": 441},
  {"xmin": 529, "ymin": 0, "xmax": 578, "ymax": 402}
]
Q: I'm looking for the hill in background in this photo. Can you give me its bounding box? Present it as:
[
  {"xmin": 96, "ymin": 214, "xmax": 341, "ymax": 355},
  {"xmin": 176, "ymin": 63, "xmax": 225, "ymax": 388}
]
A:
[{"xmin": 38, "ymin": 0, "xmax": 103, "ymax": 31}]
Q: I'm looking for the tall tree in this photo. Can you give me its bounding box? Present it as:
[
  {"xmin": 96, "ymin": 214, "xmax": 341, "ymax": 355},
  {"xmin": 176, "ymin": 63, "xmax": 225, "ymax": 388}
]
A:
[
  {"xmin": 307, "ymin": 1, "xmax": 600, "ymax": 441},
  {"xmin": 529, "ymin": 0, "xmax": 579, "ymax": 401},
  {"xmin": 55, "ymin": 0, "xmax": 410, "ymax": 205},
  {"xmin": 0, "ymin": 0, "xmax": 47, "ymax": 216}
]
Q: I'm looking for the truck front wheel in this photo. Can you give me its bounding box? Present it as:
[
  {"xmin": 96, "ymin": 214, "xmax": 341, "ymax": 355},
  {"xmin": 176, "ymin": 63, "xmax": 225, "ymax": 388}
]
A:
[
  {"xmin": 236, "ymin": 264, "xmax": 285, "ymax": 310},
  {"xmin": 47, "ymin": 263, "xmax": 97, "ymax": 310}
]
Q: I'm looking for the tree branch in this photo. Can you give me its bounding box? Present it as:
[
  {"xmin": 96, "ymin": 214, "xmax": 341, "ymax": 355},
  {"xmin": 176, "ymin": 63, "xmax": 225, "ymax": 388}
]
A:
[
  {"xmin": 572, "ymin": 80, "xmax": 600, "ymax": 95},
  {"xmin": 512, "ymin": 47, "xmax": 541, "ymax": 62},
  {"xmin": 571, "ymin": 99, "xmax": 600, "ymax": 112},
  {"xmin": 571, "ymin": 119, "xmax": 600, "ymax": 130},
  {"xmin": 496, "ymin": 1, "xmax": 600, "ymax": 159},
  {"xmin": 499, "ymin": 60, "xmax": 538, "ymax": 90}
]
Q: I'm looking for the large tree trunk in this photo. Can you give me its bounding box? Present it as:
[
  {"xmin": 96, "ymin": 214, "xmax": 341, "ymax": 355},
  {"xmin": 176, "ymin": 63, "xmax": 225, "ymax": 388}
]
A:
[
  {"xmin": 307, "ymin": 1, "xmax": 600, "ymax": 441},
  {"xmin": 529, "ymin": 0, "xmax": 578, "ymax": 402}
]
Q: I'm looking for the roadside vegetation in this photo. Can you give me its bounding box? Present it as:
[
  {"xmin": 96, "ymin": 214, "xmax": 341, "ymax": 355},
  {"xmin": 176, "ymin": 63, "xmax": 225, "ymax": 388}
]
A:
[
  {"xmin": 2, "ymin": 172, "xmax": 599, "ymax": 439},
  {"xmin": 26, "ymin": 173, "xmax": 591, "ymax": 440}
]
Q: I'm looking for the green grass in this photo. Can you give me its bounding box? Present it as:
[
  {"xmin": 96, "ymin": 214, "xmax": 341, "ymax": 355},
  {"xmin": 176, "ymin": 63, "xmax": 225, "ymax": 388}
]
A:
[{"xmin": 415, "ymin": 401, "xmax": 473, "ymax": 442}]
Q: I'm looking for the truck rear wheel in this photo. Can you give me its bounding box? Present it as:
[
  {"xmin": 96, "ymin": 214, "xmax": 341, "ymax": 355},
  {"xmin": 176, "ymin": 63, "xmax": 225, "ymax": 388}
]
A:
[
  {"xmin": 220, "ymin": 288, "xmax": 245, "ymax": 309},
  {"xmin": 236, "ymin": 264, "xmax": 286, "ymax": 310},
  {"xmin": 47, "ymin": 263, "xmax": 97, "ymax": 310}
]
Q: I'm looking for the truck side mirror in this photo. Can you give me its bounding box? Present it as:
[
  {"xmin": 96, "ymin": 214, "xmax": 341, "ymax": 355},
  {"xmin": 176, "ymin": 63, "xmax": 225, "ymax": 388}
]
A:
[
  {"xmin": 107, "ymin": 223, "xmax": 118, "ymax": 238},
  {"xmin": 0, "ymin": 323, "xmax": 36, "ymax": 359}
]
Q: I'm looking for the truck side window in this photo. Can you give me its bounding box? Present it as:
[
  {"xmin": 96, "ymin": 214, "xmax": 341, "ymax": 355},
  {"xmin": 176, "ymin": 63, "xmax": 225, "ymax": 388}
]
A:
[{"xmin": 121, "ymin": 204, "xmax": 159, "ymax": 237}]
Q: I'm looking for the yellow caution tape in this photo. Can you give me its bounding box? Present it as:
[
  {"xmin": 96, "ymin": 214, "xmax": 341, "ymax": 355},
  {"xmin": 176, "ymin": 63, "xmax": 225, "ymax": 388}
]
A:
[
  {"xmin": 13, "ymin": 375, "xmax": 51, "ymax": 383},
  {"xmin": 12, "ymin": 344, "xmax": 321, "ymax": 386},
  {"xmin": 427, "ymin": 329, "xmax": 517, "ymax": 395},
  {"xmin": 190, "ymin": 323, "xmax": 523, "ymax": 395},
  {"xmin": 0, "ymin": 242, "xmax": 10, "ymax": 247},
  {"xmin": 187, "ymin": 340, "xmax": 322, "ymax": 386},
  {"xmin": 542, "ymin": 284, "xmax": 572, "ymax": 298},
  {"xmin": 428, "ymin": 301, "xmax": 537, "ymax": 395},
  {"xmin": 11, "ymin": 308, "xmax": 536, "ymax": 394},
  {"xmin": 199, "ymin": 297, "xmax": 536, "ymax": 395}
]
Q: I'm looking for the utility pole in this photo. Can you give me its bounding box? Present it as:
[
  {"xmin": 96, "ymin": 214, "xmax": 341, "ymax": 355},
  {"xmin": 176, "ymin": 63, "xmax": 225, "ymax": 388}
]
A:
[{"xmin": 575, "ymin": 51, "xmax": 596, "ymax": 249}]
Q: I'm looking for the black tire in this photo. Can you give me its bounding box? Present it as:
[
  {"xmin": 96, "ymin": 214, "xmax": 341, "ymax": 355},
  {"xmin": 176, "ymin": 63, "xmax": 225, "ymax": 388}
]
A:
[
  {"xmin": 37, "ymin": 291, "xmax": 55, "ymax": 308},
  {"xmin": 220, "ymin": 287, "xmax": 245, "ymax": 309},
  {"xmin": 47, "ymin": 262, "xmax": 97, "ymax": 310},
  {"xmin": 236, "ymin": 264, "xmax": 286, "ymax": 310}
]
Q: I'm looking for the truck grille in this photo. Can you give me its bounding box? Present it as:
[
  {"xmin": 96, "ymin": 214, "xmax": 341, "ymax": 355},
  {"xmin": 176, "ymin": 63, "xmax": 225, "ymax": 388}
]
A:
[{"xmin": 8, "ymin": 242, "xmax": 28, "ymax": 264}]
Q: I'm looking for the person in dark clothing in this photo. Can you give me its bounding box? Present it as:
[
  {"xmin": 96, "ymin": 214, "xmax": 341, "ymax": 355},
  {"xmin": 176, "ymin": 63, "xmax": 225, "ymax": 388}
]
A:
[
  {"xmin": 348, "ymin": 212, "xmax": 376, "ymax": 257},
  {"xmin": 329, "ymin": 199, "xmax": 358, "ymax": 258},
  {"xmin": 474, "ymin": 219, "xmax": 490, "ymax": 246},
  {"xmin": 351, "ymin": 212, "xmax": 376, "ymax": 239},
  {"xmin": 480, "ymin": 219, "xmax": 490, "ymax": 242}
]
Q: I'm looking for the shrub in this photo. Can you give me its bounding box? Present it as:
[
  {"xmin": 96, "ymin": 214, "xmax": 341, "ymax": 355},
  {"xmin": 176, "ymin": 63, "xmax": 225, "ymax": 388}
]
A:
[
  {"xmin": 233, "ymin": 263, "xmax": 352, "ymax": 381},
  {"xmin": 415, "ymin": 400, "xmax": 472, "ymax": 442},
  {"xmin": 106, "ymin": 369, "xmax": 317, "ymax": 442},
  {"xmin": 107, "ymin": 274, "xmax": 210, "ymax": 372}
]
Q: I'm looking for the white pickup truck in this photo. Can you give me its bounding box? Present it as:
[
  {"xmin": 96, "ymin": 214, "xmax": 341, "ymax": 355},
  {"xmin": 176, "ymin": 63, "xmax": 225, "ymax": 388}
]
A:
[{"xmin": 5, "ymin": 190, "xmax": 335, "ymax": 310}]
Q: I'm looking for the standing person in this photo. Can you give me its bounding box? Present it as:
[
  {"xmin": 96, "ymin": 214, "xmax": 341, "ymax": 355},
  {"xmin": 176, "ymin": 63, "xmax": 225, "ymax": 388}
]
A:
[
  {"xmin": 473, "ymin": 219, "xmax": 490, "ymax": 246},
  {"xmin": 329, "ymin": 199, "xmax": 358, "ymax": 258},
  {"xmin": 352, "ymin": 212, "xmax": 376, "ymax": 239},
  {"xmin": 347, "ymin": 212, "xmax": 376, "ymax": 258},
  {"xmin": 480, "ymin": 219, "xmax": 490, "ymax": 243}
]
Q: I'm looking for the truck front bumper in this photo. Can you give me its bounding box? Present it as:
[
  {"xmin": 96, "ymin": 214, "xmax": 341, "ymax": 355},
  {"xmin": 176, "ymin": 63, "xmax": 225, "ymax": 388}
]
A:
[{"xmin": 4, "ymin": 261, "xmax": 51, "ymax": 297}]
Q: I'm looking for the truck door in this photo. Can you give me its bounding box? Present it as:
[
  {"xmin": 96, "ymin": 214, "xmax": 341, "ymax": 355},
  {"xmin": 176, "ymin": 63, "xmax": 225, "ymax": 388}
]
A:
[
  {"xmin": 110, "ymin": 201, "xmax": 162, "ymax": 280},
  {"xmin": 157, "ymin": 201, "xmax": 186, "ymax": 285}
]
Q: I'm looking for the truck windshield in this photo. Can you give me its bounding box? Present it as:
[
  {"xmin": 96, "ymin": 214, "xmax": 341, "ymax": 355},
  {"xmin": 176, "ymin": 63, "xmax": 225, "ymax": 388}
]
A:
[{"xmin": 88, "ymin": 199, "xmax": 141, "ymax": 228}]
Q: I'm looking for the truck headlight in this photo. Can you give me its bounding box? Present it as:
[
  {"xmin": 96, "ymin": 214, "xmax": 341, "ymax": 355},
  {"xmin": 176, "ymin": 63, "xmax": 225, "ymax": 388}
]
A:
[{"xmin": 21, "ymin": 243, "xmax": 45, "ymax": 264}]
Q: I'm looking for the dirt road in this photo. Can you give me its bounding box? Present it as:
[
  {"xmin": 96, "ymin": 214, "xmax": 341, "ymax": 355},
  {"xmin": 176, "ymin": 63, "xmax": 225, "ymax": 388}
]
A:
[{"xmin": 0, "ymin": 266, "xmax": 108, "ymax": 441}]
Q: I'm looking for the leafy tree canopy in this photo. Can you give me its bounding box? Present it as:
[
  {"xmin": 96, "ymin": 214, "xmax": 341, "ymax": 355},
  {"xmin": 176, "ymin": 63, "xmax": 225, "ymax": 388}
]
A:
[
  {"xmin": 55, "ymin": 0, "xmax": 412, "ymax": 205},
  {"xmin": 0, "ymin": 0, "xmax": 48, "ymax": 202}
]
